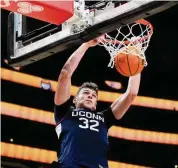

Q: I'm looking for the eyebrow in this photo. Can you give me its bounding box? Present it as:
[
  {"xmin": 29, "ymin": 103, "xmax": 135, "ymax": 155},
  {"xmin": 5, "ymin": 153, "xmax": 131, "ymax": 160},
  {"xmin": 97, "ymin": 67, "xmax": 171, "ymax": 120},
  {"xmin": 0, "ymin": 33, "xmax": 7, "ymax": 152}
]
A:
[
  {"xmin": 82, "ymin": 89, "xmax": 91, "ymax": 92},
  {"xmin": 83, "ymin": 89, "xmax": 97, "ymax": 95},
  {"xmin": 82, "ymin": 89, "xmax": 97, "ymax": 96}
]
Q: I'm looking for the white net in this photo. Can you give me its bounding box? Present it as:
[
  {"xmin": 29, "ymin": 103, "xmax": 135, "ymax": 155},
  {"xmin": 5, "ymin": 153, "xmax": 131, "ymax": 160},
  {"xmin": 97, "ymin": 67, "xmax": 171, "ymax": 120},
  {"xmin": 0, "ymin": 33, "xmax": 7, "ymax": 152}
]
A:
[{"xmin": 97, "ymin": 19, "xmax": 153, "ymax": 68}]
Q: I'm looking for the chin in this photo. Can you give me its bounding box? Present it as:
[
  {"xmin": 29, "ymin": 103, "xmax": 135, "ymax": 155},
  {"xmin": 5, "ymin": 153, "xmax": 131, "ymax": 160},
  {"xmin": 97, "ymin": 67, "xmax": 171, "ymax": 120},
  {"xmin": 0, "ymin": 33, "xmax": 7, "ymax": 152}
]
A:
[
  {"xmin": 83, "ymin": 104, "xmax": 92, "ymax": 110},
  {"xmin": 83, "ymin": 104, "xmax": 94, "ymax": 111},
  {"xmin": 84, "ymin": 104, "xmax": 92, "ymax": 109},
  {"xmin": 78, "ymin": 102, "xmax": 95, "ymax": 111}
]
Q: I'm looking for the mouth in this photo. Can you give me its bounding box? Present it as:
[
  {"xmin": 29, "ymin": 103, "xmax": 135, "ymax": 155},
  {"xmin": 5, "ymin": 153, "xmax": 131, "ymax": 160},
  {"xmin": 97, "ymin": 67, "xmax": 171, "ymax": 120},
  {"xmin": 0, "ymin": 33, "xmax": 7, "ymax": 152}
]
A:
[{"xmin": 86, "ymin": 100, "xmax": 92, "ymax": 103}]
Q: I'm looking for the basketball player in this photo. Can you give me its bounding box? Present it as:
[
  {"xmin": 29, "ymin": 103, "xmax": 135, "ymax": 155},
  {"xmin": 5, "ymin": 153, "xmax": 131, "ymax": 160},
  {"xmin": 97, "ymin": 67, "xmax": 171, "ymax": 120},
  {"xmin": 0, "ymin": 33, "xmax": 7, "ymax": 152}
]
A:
[{"xmin": 53, "ymin": 39, "xmax": 141, "ymax": 168}]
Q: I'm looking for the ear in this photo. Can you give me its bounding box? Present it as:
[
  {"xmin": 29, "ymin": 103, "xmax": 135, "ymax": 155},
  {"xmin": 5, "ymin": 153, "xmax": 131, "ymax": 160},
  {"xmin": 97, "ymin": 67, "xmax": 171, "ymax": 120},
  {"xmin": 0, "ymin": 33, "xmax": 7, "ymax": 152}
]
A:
[
  {"xmin": 94, "ymin": 101, "xmax": 97, "ymax": 110},
  {"xmin": 91, "ymin": 103, "xmax": 97, "ymax": 111},
  {"xmin": 73, "ymin": 96, "xmax": 77, "ymax": 105}
]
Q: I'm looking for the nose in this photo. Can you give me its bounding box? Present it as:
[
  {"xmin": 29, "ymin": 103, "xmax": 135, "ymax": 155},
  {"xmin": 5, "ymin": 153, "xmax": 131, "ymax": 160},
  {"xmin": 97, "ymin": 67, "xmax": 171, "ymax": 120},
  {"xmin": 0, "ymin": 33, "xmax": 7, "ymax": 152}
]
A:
[{"xmin": 88, "ymin": 94, "xmax": 92, "ymax": 99}]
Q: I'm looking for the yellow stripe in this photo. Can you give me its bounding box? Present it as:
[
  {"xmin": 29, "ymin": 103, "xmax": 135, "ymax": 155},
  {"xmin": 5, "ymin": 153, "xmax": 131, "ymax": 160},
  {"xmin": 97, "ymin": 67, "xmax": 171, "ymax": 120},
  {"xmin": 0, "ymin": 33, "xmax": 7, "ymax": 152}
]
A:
[
  {"xmin": 1, "ymin": 102, "xmax": 178, "ymax": 145},
  {"xmin": 1, "ymin": 68, "xmax": 177, "ymax": 110},
  {"xmin": 1, "ymin": 142, "xmax": 149, "ymax": 168}
]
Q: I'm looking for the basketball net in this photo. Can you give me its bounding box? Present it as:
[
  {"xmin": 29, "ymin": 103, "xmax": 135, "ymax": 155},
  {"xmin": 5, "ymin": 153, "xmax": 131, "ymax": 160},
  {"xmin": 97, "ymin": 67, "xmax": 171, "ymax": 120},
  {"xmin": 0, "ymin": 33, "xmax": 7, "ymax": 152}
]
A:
[{"xmin": 97, "ymin": 19, "xmax": 153, "ymax": 68}]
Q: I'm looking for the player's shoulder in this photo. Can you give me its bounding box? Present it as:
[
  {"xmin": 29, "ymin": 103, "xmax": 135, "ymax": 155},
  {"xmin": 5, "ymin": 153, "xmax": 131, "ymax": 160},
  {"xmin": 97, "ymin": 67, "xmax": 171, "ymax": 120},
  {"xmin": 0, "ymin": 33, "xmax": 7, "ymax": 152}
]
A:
[
  {"xmin": 96, "ymin": 109, "xmax": 106, "ymax": 116},
  {"xmin": 54, "ymin": 97, "xmax": 74, "ymax": 113},
  {"xmin": 96, "ymin": 107, "xmax": 112, "ymax": 115},
  {"xmin": 54, "ymin": 97, "xmax": 71, "ymax": 107},
  {"xmin": 96, "ymin": 112, "xmax": 104, "ymax": 119}
]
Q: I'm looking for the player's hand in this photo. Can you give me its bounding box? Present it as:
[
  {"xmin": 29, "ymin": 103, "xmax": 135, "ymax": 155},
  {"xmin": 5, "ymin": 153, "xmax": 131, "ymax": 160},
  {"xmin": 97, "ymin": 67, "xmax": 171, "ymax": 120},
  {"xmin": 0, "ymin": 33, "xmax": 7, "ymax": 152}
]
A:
[{"xmin": 85, "ymin": 39, "xmax": 98, "ymax": 47}]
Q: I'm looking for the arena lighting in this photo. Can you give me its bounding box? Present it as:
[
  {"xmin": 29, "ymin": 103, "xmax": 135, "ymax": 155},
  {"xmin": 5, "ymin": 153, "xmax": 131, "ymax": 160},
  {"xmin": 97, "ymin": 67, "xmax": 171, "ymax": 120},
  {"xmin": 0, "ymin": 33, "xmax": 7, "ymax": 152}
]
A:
[
  {"xmin": 1, "ymin": 102, "xmax": 178, "ymax": 145},
  {"xmin": 105, "ymin": 80, "xmax": 122, "ymax": 90},
  {"xmin": 1, "ymin": 68, "xmax": 178, "ymax": 111},
  {"xmin": 1, "ymin": 142, "xmax": 57, "ymax": 163},
  {"xmin": 1, "ymin": 142, "xmax": 149, "ymax": 168},
  {"xmin": 1, "ymin": 102, "xmax": 54, "ymax": 125}
]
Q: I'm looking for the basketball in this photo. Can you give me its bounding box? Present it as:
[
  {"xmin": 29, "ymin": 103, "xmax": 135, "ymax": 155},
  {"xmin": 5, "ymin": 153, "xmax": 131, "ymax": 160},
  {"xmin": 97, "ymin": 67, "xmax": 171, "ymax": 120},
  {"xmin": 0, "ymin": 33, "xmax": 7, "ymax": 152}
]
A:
[{"xmin": 114, "ymin": 46, "xmax": 145, "ymax": 77}]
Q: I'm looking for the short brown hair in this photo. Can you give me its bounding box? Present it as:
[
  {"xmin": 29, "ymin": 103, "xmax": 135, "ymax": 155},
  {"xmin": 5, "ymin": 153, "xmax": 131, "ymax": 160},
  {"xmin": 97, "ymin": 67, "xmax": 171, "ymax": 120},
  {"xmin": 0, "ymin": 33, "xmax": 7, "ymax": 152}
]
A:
[{"xmin": 77, "ymin": 82, "xmax": 98, "ymax": 95}]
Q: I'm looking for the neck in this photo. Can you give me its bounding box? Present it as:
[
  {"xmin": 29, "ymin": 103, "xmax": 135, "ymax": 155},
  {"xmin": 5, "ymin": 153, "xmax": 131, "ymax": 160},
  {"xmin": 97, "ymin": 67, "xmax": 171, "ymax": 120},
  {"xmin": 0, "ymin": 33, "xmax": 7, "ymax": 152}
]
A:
[{"xmin": 75, "ymin": 106, "xmax": 95, "ymax": 111}]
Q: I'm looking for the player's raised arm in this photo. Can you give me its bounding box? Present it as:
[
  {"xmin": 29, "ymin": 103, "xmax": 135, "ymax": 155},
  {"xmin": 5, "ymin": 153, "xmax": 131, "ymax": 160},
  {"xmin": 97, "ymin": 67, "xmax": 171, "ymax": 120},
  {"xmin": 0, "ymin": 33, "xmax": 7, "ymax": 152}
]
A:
[
  {"xmin": 54, "ymin": 40, "xmax": 98, "ymax": 105},
  {"xmin": 111, "ymin": 73, "xmax": 141, "ymax": 119}
]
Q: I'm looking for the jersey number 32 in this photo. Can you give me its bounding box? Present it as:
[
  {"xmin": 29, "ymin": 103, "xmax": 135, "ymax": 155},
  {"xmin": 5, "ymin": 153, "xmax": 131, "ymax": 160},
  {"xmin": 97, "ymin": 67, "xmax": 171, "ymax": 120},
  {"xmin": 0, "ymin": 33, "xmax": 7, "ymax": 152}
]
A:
[{"xmin": 79, "ymin": 118, "xmax": 99, "ymax": 132}]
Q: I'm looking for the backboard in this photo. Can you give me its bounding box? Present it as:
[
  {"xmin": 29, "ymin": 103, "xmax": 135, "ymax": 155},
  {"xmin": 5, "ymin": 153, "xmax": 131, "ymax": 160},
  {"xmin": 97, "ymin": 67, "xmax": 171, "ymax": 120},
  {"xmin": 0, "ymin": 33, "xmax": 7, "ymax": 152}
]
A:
[{"xmin": 3, "ymin": 0, "xmax": 178, "ymax": 67}]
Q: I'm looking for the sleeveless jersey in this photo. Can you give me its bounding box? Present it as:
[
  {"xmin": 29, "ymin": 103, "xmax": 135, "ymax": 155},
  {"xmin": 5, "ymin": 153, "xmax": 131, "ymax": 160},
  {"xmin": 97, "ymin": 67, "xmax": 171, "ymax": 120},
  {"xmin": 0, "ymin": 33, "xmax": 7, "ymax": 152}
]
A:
[{"xmin": 54, "ymin": 98, "xmax": 116, "ymax": 168}]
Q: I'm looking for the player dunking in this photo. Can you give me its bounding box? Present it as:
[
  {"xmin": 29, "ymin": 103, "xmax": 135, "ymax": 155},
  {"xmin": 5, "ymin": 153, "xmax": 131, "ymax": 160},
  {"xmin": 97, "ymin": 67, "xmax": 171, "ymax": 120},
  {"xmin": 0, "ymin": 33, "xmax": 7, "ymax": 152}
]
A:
[{"xmin": 53, "ymin": 39, "xmax": 141, "ymax": 168}]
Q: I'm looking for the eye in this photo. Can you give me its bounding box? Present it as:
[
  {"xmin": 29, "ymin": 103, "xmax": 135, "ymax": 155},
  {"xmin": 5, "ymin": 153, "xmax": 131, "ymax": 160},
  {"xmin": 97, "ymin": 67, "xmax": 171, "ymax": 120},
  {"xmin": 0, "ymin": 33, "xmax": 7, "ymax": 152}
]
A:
[
  {"xmin": 83, "ymin": 91, "xmax": 89, "ymax": 94},
  {"xmin": 92, "ymin": 94, "xmax": 97, "ymax": 98}
]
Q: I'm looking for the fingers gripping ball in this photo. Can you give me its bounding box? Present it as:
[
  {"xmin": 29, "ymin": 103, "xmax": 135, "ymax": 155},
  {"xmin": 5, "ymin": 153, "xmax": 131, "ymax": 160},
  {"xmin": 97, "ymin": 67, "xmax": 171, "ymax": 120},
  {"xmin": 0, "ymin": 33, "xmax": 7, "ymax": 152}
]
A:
[{"xmin": 114, "ymin": 46, "xmax": 146, "ymax": 77}]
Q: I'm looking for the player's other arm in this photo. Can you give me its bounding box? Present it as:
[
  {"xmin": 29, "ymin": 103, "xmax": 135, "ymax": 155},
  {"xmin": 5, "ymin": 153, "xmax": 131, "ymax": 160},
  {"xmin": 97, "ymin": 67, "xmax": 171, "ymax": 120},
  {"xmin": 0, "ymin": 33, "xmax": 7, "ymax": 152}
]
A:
[
  {"xmin": 111, "ymin": 73, "xmax": 141, "ymax": 119},
  {"xmin": 54, "ymin": 40, "xmax": 98, "ymax": 105}
]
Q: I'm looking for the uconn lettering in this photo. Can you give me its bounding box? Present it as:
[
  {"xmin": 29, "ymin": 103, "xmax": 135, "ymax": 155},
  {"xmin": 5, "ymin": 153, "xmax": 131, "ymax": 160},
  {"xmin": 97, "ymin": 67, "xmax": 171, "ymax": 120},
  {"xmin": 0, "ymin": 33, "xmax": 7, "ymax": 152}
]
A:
[{"xmin": 72, "ymin": 111, "xmax": 104, "ymax": 122}]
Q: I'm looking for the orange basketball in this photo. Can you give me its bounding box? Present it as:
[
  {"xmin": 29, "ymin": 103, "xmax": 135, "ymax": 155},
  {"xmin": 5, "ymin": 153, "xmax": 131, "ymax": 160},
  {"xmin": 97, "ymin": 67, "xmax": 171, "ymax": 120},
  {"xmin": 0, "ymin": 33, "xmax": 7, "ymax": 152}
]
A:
[{"xmin": 114, "ymin": 46, "xmax": 145, "ymax": 77}]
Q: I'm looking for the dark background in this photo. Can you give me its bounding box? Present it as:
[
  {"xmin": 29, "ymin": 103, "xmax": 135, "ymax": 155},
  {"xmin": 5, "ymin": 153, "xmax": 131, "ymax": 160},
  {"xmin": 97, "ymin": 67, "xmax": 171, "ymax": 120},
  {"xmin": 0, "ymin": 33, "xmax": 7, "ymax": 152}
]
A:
[{"xmin": 1, "ymin": 2, "xmax": 178, "ymax": 168}]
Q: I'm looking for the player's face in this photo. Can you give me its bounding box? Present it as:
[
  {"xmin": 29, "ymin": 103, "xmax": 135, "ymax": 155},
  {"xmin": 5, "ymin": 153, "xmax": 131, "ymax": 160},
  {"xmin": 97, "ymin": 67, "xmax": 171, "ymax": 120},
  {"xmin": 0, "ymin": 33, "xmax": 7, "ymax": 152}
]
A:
[{"xmin": 74, "ymin": 88, "xmax": 98, "ymax": 111}]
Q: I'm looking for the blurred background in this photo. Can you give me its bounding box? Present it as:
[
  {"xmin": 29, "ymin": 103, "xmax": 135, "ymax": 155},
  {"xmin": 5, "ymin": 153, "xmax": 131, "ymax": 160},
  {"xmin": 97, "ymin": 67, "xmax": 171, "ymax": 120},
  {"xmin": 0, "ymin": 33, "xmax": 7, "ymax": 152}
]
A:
[{"xmin": 1, "ymin": 2, "xmax": 178, "ymax": 168}]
